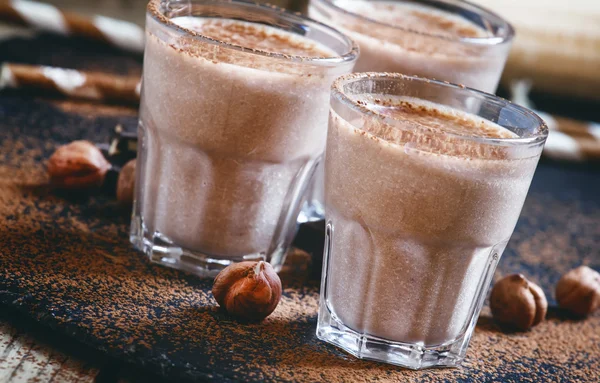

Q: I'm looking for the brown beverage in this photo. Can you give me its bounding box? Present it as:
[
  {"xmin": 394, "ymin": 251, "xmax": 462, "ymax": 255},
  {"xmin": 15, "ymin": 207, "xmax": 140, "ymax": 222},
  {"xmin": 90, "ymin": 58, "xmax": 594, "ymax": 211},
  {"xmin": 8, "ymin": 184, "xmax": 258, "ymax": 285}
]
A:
[
  {"xmin": 318, "ymin": 73, "xmax": 547, "ymax": 369},
  {"xmin": 132, "ymin": 1, "xmax": 357, "ymax": 275},
  {"xmin": 309, "ymin": 0, "xmax": 513, "ymax": 93},
  {"xmin": 326, "ymin": 95, "xmax": 538, "ymax": 345}
]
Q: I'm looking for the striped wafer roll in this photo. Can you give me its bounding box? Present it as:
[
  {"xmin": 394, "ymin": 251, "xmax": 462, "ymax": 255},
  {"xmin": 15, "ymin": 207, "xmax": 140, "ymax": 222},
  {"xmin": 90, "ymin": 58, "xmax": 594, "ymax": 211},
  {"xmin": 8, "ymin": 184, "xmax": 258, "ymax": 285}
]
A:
[
  {"xmin": 510, "ymin": 79, "xmax": 600, "ymax": 161},
  {"xmin": 0, "ymin": 0, "xmax": 144, "ymax": 53},
  {"xmin": 539, "ymin": 113, "xmax": 600, "ymax": 162},
  {"xmin": 0, "ymin": 62, "xmax": 141, "ymax": 104}
]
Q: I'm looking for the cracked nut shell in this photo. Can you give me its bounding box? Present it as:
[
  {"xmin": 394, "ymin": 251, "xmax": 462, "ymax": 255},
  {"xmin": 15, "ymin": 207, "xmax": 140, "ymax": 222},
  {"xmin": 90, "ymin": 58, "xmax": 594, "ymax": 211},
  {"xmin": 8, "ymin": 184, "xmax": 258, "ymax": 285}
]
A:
[
  {"xmin": 490, "ymin": 274, "xmax": 547, "ymax": 331},
  {"xmin": 556, "ymin": 266, "xmax": 600, "ymax": 316},
  {"xmin": 47, "ymin": 140, "xmax": 111, "ymax": 189},
  {"xmin": 212, "ymin": 261, "xmax": 282, "ymax": 322},
  {"xmin": 117, "ymin": 159, "xmax": 136, "ymax": 206}
]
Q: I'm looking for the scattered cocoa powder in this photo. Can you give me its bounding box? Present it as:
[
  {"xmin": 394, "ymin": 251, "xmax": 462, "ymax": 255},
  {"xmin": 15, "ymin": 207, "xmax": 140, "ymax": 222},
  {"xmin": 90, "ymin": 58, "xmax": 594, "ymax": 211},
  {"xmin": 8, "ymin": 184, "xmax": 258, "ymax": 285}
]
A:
[{"xmin": 0, "ymin": 104, "xmax": 599, "ymax": 382}]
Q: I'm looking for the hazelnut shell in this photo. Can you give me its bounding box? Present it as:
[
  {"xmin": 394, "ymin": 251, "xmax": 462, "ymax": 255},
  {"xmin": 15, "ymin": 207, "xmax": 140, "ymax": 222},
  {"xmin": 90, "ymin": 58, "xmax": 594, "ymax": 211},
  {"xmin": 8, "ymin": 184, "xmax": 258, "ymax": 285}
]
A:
[
  {"xmin": 117, "ymin": 159, "xmax": 136, "ymax": 206},
  {"xmin": 490, "ymin": 274, "xmax": 548, "ymax": 331},
  {"xmin": 556, "ymin": 266, "xmax": 600, "ymax": 316},
  {"xmin": 47, "ymin": 140, "xmax": 111, "ymax": 189},
  {"xmin": 212, "ymin": 261, "xmax": 282, "ymax": 322}
]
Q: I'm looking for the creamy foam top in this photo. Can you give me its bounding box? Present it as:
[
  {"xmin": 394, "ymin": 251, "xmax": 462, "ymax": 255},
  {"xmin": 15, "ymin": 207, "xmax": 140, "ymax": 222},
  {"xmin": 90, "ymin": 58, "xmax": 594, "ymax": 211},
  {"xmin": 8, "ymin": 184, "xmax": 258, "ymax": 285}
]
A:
[
  {"xmin": 358, "ymin": 95, "xmax": 516, "ymax": 139},
  {"xmin": 172, "ymin": 17, "xmax": 337, "ymax": 57},
  {"xmin": 345, "ymin": 95, "xmax": 517, "ymax": 159},
  {"xmin": 334, "ymin": 0, "xmax": 490, "ymax": 39}
]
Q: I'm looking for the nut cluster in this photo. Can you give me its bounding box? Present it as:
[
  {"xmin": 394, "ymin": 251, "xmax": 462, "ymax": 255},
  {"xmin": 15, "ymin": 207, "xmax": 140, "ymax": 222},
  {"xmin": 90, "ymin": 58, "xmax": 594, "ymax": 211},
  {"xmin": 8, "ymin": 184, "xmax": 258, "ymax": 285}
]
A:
[
  {"xmin": 47, "ymin": 140, "xmax": 137, "ymax": 206},
  {"xmin": 491, "ymin": 266, "xmax": 600, "ymax": 331},
  {"xmin": 212, "ymin": 261, "xmax": 282, "ymax": 322}
]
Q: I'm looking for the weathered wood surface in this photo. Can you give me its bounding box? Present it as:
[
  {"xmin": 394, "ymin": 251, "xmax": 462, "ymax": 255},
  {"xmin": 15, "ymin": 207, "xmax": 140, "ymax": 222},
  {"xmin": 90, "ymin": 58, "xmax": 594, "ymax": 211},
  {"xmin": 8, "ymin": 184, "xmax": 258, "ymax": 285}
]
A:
[{"xmin": 0, "ymin": 321, "xmax": 98, "ymax": 383}]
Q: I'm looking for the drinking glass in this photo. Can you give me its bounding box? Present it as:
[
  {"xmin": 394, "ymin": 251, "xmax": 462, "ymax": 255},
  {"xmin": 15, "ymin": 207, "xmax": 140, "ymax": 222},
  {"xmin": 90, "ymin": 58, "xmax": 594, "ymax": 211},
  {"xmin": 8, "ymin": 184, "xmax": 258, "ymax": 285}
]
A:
[
  {"xmin": 131, "ymin": 0, "xmax": 357, "ymax": 277},
  {"xmin": 309, "ymin": 0, "xmax": 514, "ymax": 93},
  {"xmin": 318, "ymin": 72, "xmax": 548, "ymax": 369}
]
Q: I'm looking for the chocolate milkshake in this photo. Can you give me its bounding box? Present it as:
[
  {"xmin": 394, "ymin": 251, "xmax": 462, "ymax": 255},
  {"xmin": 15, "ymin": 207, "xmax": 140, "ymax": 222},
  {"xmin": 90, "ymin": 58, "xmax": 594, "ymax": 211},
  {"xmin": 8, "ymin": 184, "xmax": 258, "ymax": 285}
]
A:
[
  {"xmin": 318, "ymin": 73, "xmax": 547, "ymax": 369},
  {"xmin": 131, "ymin": 0, "xmax": 357, "ymax": 276},
  {"xmin": 309, "ymin": 0, "xmax": 514, "ymax": 93}
]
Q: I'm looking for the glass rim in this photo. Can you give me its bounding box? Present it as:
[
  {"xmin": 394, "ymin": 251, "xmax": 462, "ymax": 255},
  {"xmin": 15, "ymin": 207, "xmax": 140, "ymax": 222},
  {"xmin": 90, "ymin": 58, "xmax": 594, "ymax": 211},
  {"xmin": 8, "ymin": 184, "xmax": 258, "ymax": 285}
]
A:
[
  {"xmin": 311, "ymin": 0, "xmax": 515, "ymax": 46},
  {"xmin": 331, "ymin": 72, "xmax": 548, "ymax": 147},
  {"xmin": 147, "ymin": 0, "xmax": 359, "ymax": 66}
]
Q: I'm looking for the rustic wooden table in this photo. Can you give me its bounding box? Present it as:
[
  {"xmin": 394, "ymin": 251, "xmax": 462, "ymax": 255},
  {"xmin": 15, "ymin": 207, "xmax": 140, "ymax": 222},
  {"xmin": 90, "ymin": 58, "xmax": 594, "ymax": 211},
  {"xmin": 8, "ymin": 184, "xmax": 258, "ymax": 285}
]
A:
[
  {"xmin": 0, "ymin": 308, "xmax": 168, "ymax": 382},
  {"xmin": 0, "ymin": 321, "xmax": 97, "ymax": 382}
]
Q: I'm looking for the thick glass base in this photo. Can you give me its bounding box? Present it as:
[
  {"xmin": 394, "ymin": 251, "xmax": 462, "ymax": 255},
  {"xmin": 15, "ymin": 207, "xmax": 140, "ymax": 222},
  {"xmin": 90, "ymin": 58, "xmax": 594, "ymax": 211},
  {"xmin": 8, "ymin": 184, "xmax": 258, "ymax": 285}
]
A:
[
  {"xmin": 130, "ymin": 214, "xmax": 278, "ymax": 278},
  {"xmin": 317, "ymin": 303, "xmax": 470, "ymax": 370}
]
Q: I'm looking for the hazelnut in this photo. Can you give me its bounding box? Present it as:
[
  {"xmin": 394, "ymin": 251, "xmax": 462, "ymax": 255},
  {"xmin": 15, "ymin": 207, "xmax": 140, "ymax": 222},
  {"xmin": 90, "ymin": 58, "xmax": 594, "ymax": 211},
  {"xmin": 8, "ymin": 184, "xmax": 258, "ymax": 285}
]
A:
[
  {"xmin": 556, "ymin": 266, "xmax": 600, "ymax": 317},
  {"xmin": 490, "ymin": 274, "xmax": 547, "ymax": 331},
  {"xmin": 117, "ymin": 159, "xmax": 136, "ymax": 206},
  {"xmin": 47, "ymin": 140, "xmax": 111, "ymax": 189},
  {"xmin": 212, "ymin": 261, "xmax": 282, "ymax": 322}
]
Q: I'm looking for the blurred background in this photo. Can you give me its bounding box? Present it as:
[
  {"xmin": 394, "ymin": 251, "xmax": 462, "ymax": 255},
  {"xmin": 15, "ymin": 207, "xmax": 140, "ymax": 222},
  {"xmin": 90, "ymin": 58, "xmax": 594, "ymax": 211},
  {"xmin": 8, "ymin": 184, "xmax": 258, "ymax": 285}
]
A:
[{"xmin": 19, "ymin": 0, "xmax": 598, "ymax": 103}]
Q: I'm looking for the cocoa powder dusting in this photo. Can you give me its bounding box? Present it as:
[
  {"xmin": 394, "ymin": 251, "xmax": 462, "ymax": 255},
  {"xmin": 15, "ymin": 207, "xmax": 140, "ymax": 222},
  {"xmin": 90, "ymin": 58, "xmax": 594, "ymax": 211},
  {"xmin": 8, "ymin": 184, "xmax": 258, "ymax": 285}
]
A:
[{"xmin": 0, "ymin": 98, "xmax": 599, "ymax": 382}]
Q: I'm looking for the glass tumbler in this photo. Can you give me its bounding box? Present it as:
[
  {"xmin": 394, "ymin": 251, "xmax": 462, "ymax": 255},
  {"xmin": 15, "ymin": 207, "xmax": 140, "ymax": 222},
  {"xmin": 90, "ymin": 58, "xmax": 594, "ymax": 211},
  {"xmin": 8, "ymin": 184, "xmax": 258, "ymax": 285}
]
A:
[
  {"xmin": 309, "ymin": 0, "xmax": 514, "ymax": 93},
  {"xmin": 131, "ymin": 0, "xmax": 357, "ymax": 277},
  {"xmin": 318, "ymin": 73, "xmax": 548, "ymax": 369}
]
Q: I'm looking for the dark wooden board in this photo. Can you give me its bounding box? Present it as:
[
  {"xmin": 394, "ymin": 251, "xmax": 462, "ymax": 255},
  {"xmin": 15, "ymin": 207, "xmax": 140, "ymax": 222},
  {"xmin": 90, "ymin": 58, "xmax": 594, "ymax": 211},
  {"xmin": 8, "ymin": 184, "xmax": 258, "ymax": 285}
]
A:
[{"xmin": 1, "ymin": 33, "xmax": 599, "ymax": 382}]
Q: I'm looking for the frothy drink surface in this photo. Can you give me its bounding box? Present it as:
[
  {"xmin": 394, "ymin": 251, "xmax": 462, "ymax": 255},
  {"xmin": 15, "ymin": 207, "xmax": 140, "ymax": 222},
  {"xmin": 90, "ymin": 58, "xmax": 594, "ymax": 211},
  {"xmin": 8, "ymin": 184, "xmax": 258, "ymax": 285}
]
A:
[
  {"xmin": 335, "ymin": 0, "xmax": 490, "ymax": 39},
  {"xmin": 325, "ymin": 96, "xmax": 539, "ymax": 345},
  {"xmin": 172, "ymin": 17, "xmax": 335, "ymax": 57},
  {"xmin": 356, "ymin": 95, "xmax": 516, "ymax": 139},
  {"xmin": 309, "ymin": 0, "xmax": 508, "ymax": 92},
  {"xmin": 139, "ymin": 16, "xmax": 340, "ymax": 258}
]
